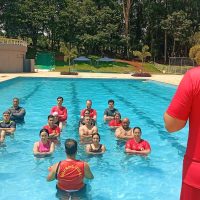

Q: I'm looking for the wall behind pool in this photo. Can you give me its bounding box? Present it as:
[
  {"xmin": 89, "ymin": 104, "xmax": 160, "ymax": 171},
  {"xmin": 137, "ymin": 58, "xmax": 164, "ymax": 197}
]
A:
[{"xmin": 0, "ymin": 44, "xmax": 27, "ymax": 72}]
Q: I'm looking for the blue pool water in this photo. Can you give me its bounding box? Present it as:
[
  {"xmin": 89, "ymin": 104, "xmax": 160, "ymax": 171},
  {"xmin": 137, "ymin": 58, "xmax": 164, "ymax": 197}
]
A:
[{"xmin": 0, "ymin": 77, "xmax": 188, "ymax": 200}]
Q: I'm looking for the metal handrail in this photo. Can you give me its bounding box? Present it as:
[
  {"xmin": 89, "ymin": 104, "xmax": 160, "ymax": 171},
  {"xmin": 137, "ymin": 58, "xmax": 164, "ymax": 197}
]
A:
[{"xmin": 0, "ymin": 37, "xmax": 27, "ymax": 47}]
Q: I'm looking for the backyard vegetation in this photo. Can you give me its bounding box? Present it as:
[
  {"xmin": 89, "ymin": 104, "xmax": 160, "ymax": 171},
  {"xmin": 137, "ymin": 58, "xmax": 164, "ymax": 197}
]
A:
[
  {"xmin": 1, "ymin": 0, "xmax": 199, "ymax": 74},
  {"xmin": 55, "ymin": 61, "xmax": 162, "ymax": 74}
]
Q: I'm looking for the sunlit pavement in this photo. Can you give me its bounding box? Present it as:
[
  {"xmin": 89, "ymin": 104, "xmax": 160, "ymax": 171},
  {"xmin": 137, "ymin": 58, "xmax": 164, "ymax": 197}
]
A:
[{"xmin": 0, "ymin": 72, "xmax": 183, "ymax": 86}]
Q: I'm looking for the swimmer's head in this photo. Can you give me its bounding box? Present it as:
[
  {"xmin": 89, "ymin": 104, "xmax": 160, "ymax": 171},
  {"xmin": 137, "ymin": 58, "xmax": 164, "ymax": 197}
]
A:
[
  {"xmin": 92, "ymin": 133, "xmax": 100, "ymax": 141},
  {"xmin": 13, "ymin": 97, "xmax": 19, "ymax": 107},
  {"xmin": 108, "ymin": 99, "xmax": 114, "ymax": 109},
  {"xmin": 122, "ymin": 118, "xmax": 130, "ymax": 129},
  {"xmin": 57, "ymin": 97, "xmax": 63, "ymax": 105},
  {"xmin": 133, "ymin": 127, "xmax": 142, "ymax": 135},
  {"xmin": 84, "ymin": 109, "xmax": 90, "ymax": 116},
  {"xmin": 39, "ymin": 128, "xmax": 49, "ymax": 137},
  {"xmin": 114, "ymin": 112, "xmax": 121, "ymax": 119},
  {"xmin": 86, "ymin": 100, "xmax": 92, "ymax": 108},
  {"xmin": 65, "ymin": 139, "xmax": 77, "ymax": 156},
  {"xmin": 3, "ymin": 111, "xmax": 10, "ymax": 116}
]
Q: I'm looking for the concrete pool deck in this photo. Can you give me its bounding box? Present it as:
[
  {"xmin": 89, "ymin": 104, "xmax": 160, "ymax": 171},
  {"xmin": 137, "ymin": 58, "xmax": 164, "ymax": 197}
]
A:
[{"xmin": 0, "ymin": 72, "xmax": 183, "ymax": 86}]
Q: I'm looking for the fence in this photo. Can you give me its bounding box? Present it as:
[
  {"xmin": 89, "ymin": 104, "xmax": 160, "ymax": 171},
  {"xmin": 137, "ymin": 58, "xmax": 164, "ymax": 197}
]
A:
[{"xmin": 0, "ymin": 37, "xmax": 27, "ymax": 47}]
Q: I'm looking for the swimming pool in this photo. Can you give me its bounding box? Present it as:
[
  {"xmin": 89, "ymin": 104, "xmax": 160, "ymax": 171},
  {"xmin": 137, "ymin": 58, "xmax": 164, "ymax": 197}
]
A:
[{"xmin": 0, "ymin": 77, "xmax": 188, "ymax": 200}]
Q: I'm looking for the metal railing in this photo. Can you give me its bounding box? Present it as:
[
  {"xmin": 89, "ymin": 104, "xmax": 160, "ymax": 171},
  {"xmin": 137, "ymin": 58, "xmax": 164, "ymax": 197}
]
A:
[{"xmin": 0, "ymin": 37, "xmax": 27, "ymax": 47}]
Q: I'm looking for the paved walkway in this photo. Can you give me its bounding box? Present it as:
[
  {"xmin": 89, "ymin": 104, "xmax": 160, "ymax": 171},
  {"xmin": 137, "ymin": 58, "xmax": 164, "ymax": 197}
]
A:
[{"xmin": 0, "ymin": 72, "xmax": 183, "ymax": 86}]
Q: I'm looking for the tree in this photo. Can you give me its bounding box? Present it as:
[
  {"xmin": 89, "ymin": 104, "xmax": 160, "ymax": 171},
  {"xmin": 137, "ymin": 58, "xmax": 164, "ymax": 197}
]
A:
[
  {"xmin": 60, "ymin": 42, "xmax": 77, "ymax": 66},
  {"xmin": 133, "ymin": 45, "xmax": 151, "ymax": 64},
  {"xmin": 189, "ymin": 32, "xmax": 200, "ymax": 46},
  {"xmin": 121, "ymin": 0, "xmax": 133, "ymax": 58},
  {"xmin": 161, "ymin": 10, "xmax": 193, "ymax": 56},
  {"xmin": 189, "ymin": 45, "xmax": 200, "ymax": 65}
]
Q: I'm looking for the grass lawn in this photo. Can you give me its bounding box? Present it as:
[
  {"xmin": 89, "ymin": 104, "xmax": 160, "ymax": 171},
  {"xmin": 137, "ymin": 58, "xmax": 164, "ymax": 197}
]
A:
[{"xmin": 54, "ymin": 61, "xmax": 162, "ymax": 74}]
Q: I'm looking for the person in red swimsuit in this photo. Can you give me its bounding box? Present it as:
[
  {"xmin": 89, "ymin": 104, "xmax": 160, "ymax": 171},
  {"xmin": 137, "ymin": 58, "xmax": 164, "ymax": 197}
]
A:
[
  {"xmin": 50, "ymin": 96, "xmax": 67, "ymax": 130},
  {"xmin": 47, "ymin": 139, "xmax": 94, "ymax": 196},
  {"xmin": 125, "ymin": 127, "xmax": 151, "ymax": 156},
  {"xmin": 43, "ymin": 115, "xmax": 61, "ymax": 142},
  {"xmin": 80, "ymin": 100, "xmax": 97, "ymax": 121},
  {"xmin": 164, "ymin": 67, "xmax": 200, "ymax": 200},
  {"xmin": 108, "ymin": 112, "xmax": 122, "ymax": 129}
]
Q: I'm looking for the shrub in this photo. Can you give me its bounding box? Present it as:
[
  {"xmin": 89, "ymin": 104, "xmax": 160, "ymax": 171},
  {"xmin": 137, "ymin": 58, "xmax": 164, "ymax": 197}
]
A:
[
  {"xmin": 60, "ymin": 72, "xmax": 78, "ymax": 75},
  {"xmin": 131, "ymin": 72, "xmax": 151, "ymax": 77}
]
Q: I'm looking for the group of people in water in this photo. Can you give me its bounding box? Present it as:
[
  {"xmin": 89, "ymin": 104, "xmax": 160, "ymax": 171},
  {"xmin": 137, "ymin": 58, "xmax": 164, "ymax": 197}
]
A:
[{"xmin": 0, "ymin": 96, "xmax": 151, "ymax": 196}]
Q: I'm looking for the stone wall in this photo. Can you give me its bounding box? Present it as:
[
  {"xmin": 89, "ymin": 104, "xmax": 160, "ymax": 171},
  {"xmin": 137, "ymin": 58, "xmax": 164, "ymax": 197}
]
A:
[{"xmin": 0, "ymin": 44, "xmax": 27, "ymax": 73}]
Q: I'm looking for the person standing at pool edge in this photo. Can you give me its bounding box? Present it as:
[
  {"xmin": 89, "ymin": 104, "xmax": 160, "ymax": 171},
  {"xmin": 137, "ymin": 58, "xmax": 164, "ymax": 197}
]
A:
[
  {"xmin": 164, "ymin": 67, "xmax": 200, "ymax": 200},
  {"xmin": 47, "ymin": 139, "xmax": 94, "ymax": 194}
]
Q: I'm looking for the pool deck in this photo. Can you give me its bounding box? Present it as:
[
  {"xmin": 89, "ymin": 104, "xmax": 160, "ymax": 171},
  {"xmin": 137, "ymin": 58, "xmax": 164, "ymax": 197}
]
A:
[{"xmin": 0, "ymin": 72, "xmax": 183, "ymax": 86}]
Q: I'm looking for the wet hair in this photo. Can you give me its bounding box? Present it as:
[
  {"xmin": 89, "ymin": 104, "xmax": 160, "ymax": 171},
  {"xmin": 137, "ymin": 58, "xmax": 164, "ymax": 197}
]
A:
[
  {"xmin": 65, "ymin": 139, "xmax": 77, "ymax": 155},
  {"xmin": 133, "ymin": 127, "xmax": 142, "ymax": 133},
  {"xmin": 108, "ymin": 99, "xmax": 114, "ymax": 104},
  {"xmin": 92, "ymin": 133, "xmax": 100, "ymax": 141},
  {"xmin": 84, "ymin": 109, "xmax": 90, "ymax": 115},
  {"xmin": 57, "ymin": 96, "xmax": 64, "ymax": 101},
  {"xmin": 13, "ymin": 97, "xmax": 19, "ymax": 102},
  {"xmin": 114, "ymin": 112, "xmax": 121, "ymax": 119},
  {"xmin": 39, "ymin": 128, "xmax": 49, "ymax": 137},
  {"xmin": 48, "ymin": 114, "xmax": 54, "ymax": 120},
  {"xmin": 3, "ymin": 111, "xmax": 10, "ymax": 115}
]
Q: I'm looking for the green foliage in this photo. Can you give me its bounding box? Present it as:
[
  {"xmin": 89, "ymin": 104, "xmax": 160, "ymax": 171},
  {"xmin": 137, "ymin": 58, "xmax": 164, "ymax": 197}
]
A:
[
  {"xmin": 189, "ymin": 45, "xmax": 200, "ymax": 65},
  {"xmin": 55, "ymin": 61, "xmax": 161, "ymax": 74},
  {"xmin": 60, "ymin": 42, "xmax": 77, "ymax": 65},
  {"xmin": 1, "ymin": 0, "xmax": 200, "ymax": 62},
  {"xmin": 133, "ymin": 45, "xmax": 151, "ymax": 63},
  {"xmin": 190, "ymin": 32, "xmax": 200, "ymax": 45},
  {"xmin": 161, "ymin": 10, "xmax": 193, "ymax": 55}
]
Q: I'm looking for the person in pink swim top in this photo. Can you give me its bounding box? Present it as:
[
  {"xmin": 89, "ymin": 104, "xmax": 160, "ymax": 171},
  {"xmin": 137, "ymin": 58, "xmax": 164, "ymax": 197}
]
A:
[
  {"xmin": 33, "ymin": 129, "xmax": 55, "ymax": 157},
  {"xmin": 51, "ymin": 96, "xmax": 67, "ymax": 130}
]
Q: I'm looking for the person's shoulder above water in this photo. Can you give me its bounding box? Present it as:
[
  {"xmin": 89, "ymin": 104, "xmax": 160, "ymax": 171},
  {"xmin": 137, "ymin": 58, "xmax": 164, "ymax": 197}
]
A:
[
  {"xmin": 85, "ymin": 133, "xmax": 106, "ymax": 155},
  {"xmin": 47, "ymin": 139, "xmax": 93, "ymax": 193},
  {"xmin": 125, "ymin": 127, "xmax": 151, "ymax": 156},
  {"xmin": 33, "ymin": 128, "xmax": 55, "ymax": 157},
  {"xmin": 7, "ymin": 97, "xmax": 26, "ymax": 123}
]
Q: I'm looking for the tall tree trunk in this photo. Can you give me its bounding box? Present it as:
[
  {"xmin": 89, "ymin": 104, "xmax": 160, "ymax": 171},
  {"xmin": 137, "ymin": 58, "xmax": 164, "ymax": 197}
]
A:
[
  {"xmin": 172, "ymin": 38, "xmax": 176, "ymax": 57},
  {"xmin": 122, "ymin": 0, "xmax": 132, "ymax": 59},
  {"xmin": 164, "ymin": 31, "xmax": 167, "ymax": 64}
]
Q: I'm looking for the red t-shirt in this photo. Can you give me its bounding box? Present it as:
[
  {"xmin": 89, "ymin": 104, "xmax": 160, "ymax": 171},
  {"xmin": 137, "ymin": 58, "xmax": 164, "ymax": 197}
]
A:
[
  {"xmin": 80, "ymin": 108, "xmax": 97, "ymax": 118},
  {"xmin": 51, "ymin": 106, "xmax": 67, "ymax": 122},
  {"xmin": 108, "ymin": 119, "xmax": 122, "ymax": 127},
  {"xmin": 167, "ymin": 66, "xmax": 200, "ymax": 188},
  {"xmin": 57, "ymin": 160, "xmax": 85, "ymax": 191},
  {"xmin": 125, "ymin": 138, "xmax": 151, "ymax": 151},
  {"xmin": 43, "ymin": 125, "xmax": 61, "ymax": 136}
]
